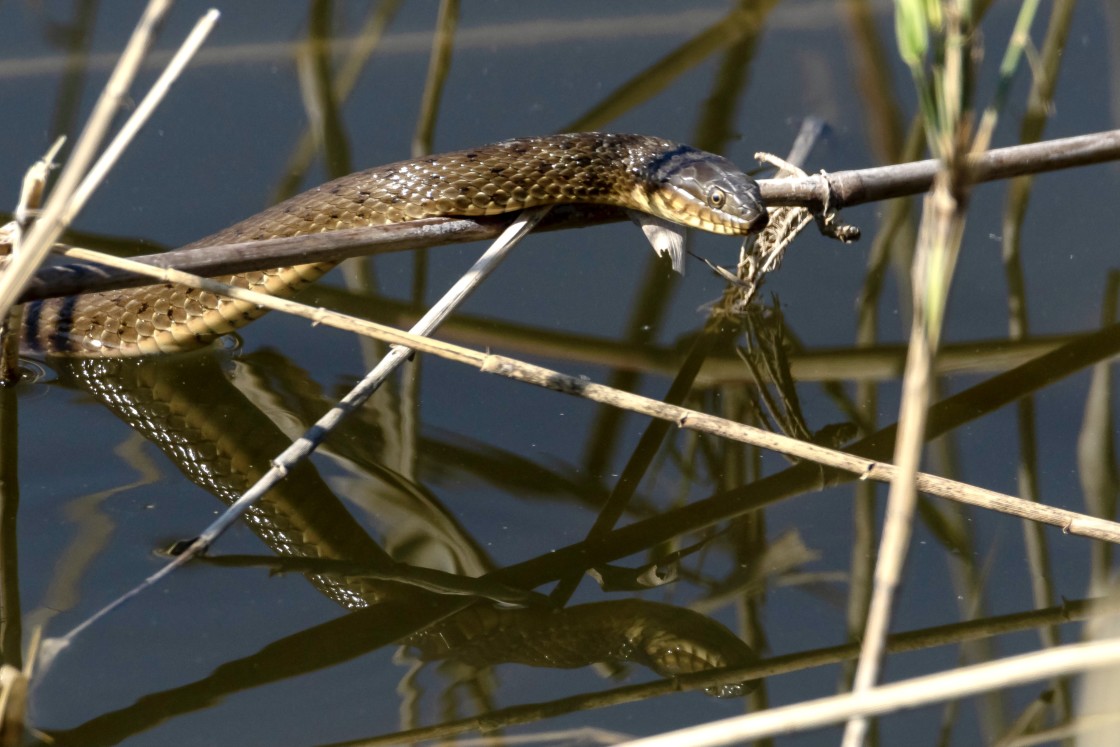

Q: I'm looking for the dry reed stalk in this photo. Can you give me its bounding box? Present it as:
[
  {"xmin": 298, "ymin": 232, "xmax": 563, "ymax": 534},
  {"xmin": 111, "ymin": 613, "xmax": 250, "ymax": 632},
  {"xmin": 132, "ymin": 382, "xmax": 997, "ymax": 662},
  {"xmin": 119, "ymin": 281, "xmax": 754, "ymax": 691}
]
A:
[
  {"xmin": 0, "ymin": 0, "xmax": 176, "ymax": 317},
  {"xmin": 411, "ymin": 0, "xmax": 458, "ymax": 158},
  {"xmin": 0, "ymin": 665, "xmax": 26, "ymax": 747},
  {"xmin": 0, "ymin": 10, "xmax": 732, "ymax": 83},
  {"xmin": 1002, "ymin": 713, "xmax": 1120, "ymax": 747},
  {"xmin": 38, "ymin": 214, "xmax": 1120, "ymax": 681},
  {"xmin": 612, "ymin": 637, "xmax": 1120, "ymax": 747},
  {"xmin": 273, "ymin": 0, "xmax": 403, "ymax": 202},
  {"xmin": 999, "ymin": 2, "xmax": 1080, "ymax": 725},
  {"xmin": 285, "ymin": 288, "xmax": 1098, "ymax": 384},
  {"xmin": 843, "ymin": 176, "xmax": 964, "ymax": 744},
  {"xmin": 0, "ymin": 6, "xmax": 218, "ymax": 374},
  {"xmin": 480, "ymin": 354, "xmax": 1120, "ymax": 542},
  {"xmin": 359, "ymin": 595, "xmax": 1110, "ymax": 745},
  {"xmin": 65, "ymin": 10, "xmax": 221, "ymax": 246},
  {"xmin": 840, "ymin": 3, "xmax": 1017, "ymax": 743},
  {"xmin": 564, "ymin": 5, "xmax": 765, "ymax": 133},
  {"xmin": 29, "ymin": 243, "xmax": 1120, "ymax": 546},
  {"xmin": 0, "ymin": 138, "xmax": 65, "ymax": 382}
]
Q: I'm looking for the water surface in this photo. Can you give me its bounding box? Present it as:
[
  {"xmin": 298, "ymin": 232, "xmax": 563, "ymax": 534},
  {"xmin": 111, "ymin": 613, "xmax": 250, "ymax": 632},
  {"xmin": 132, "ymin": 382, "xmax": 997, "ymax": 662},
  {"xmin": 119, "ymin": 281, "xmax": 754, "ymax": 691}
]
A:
[{"xmin": 2, "ymin": 2, "xmax": 1119, "ymax": 745}]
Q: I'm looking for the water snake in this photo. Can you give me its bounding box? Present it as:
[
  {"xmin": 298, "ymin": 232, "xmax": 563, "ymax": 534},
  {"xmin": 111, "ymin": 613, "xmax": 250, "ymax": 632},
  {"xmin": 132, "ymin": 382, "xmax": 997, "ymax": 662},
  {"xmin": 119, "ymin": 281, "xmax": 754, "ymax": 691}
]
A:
[{"xmin": 23, "ymin": 132, "xmax": 767, "ymax": 357}]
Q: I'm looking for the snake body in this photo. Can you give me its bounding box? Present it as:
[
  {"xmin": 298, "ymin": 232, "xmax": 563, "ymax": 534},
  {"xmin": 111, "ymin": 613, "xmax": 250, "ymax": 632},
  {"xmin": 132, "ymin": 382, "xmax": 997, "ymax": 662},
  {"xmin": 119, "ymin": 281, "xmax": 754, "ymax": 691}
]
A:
[{"xmin": 23, "ymin": 132, "xmax": 766, "ymax": 357}]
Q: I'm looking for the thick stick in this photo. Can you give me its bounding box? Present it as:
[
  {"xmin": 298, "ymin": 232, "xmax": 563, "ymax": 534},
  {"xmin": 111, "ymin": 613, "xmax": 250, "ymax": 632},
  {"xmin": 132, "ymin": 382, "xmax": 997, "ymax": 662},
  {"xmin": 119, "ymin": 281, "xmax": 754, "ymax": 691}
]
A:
[{"xmin": 15, "ymin": 128, "xmax": 1120, "ymax": 303}]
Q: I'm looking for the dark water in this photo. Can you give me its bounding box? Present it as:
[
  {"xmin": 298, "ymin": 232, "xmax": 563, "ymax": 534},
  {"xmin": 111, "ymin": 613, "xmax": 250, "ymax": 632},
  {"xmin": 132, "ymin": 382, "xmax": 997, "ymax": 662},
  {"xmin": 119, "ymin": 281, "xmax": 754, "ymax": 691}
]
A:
[{"xmin": 2, "ymin": 1, "xmax": 1120, "ymax": 745}]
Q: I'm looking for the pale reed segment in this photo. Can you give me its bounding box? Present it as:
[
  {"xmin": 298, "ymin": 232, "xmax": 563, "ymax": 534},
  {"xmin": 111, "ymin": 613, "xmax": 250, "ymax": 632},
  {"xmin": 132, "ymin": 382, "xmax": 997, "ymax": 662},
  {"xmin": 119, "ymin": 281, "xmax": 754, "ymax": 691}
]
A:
[
  {"xmin": 479, "ymin": 354, "xmax": 1120, "ymax": 545},
  {"xmin": 35, "ymin": 246, "xmax": 1111, "ymax": 543}
]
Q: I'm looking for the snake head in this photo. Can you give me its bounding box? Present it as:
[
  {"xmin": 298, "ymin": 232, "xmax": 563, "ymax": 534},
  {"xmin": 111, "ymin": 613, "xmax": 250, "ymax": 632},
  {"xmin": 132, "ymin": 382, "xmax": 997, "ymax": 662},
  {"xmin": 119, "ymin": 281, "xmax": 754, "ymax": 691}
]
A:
[{"xmin": 643, "ymin": 146, "xmax": 768, "ymax": 236}]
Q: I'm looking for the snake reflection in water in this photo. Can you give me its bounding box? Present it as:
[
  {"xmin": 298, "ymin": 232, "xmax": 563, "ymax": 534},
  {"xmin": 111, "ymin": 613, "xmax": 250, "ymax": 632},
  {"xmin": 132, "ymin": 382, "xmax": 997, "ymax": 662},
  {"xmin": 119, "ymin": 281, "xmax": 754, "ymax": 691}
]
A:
[{"xmin": 56, "ymin": 352, "xmax": 758, "ymax": 700}]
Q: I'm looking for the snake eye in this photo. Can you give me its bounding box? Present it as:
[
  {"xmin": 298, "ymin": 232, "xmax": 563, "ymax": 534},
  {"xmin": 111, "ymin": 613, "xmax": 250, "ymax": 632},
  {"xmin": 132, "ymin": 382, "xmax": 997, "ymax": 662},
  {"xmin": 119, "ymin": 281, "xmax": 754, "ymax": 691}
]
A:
[{"xmin": 707, "ymin": 187, "xmax": 726, "ymax": 210}]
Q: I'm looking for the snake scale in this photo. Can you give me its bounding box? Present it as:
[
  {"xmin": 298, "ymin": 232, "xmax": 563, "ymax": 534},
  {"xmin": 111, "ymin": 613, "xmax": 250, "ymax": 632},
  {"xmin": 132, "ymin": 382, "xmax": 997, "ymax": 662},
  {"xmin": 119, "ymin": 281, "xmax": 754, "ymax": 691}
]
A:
[{"xmin": 22, "ymin": 132, "xmax": 767, "ymax": 356}]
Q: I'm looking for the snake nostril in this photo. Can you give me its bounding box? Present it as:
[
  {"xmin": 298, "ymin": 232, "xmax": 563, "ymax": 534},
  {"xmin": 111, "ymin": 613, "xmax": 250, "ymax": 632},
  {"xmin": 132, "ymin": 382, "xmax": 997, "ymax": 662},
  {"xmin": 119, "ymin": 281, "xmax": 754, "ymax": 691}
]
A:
[{"xmin": 751, "ymin": 208, "xmax": 770, "ymax": 232}]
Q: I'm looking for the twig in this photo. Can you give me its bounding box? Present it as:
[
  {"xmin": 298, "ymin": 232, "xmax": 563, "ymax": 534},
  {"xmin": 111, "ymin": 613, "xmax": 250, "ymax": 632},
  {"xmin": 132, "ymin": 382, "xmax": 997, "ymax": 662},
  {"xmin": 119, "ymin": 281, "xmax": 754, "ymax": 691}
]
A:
[
  {"xmin": 272, "ymin": 0, "xmax": 403, "ymax": 202},
  {"xmin": 355, "ymin": 596, "xmax": 1106, "ymax": 746},
  {"xmin": 563, "ymin": 5, "xmax": 759, "ymax": 132},
  {"xmin": 762, "ymin": 128, "xmax": 1120, "ymax": 207},
  {"xmin": 411, "ymin": 0, "xmax": 458, "ymax": 157},
  {"xmin": 0, "ymin": 0, "xmax": 175, "ymax": 318},
  {"xmin": 15, "ymin": 128, "xmax": 1120, "ymax": 304},
  {"xmin": 310, "ymin": 288, "xmax": 1098, "ymax": 384},
  {"xmin": 478, "ymin": 354, "xmax": 1120, "ymax": 543},
  {"xmin": 842, "ymin": 7, "xmax": 977, "ymax": 744},
  {"xmin": 69, "ymin": 10, "xmax": 221, "ymax": 241},
  {"xmin": 1, "ymin": 139, "xmax": 65, "ymax": 383},
  {"xmin": 25, "ymin": 242, "xmax": 1120, "ymax": 546},
  {"xmin": 15, "ymin": 209, "xmax": 614, "ymax": 302},
  {"xmin": 611, "ymin": 638, "xmax": 1120, "ymax": 747},
  {"xmin": 197, "ymin": 554, "xmax": 551, "ymax": 608}
]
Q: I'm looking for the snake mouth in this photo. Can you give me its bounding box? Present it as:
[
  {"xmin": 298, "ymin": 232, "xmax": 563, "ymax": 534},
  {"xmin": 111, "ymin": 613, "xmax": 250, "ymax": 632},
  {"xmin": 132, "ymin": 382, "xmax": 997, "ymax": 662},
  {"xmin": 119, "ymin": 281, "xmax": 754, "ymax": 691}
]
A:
[{"xmin": 646, "ymin": 187, "xmax": 768, "ymax": 236}]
